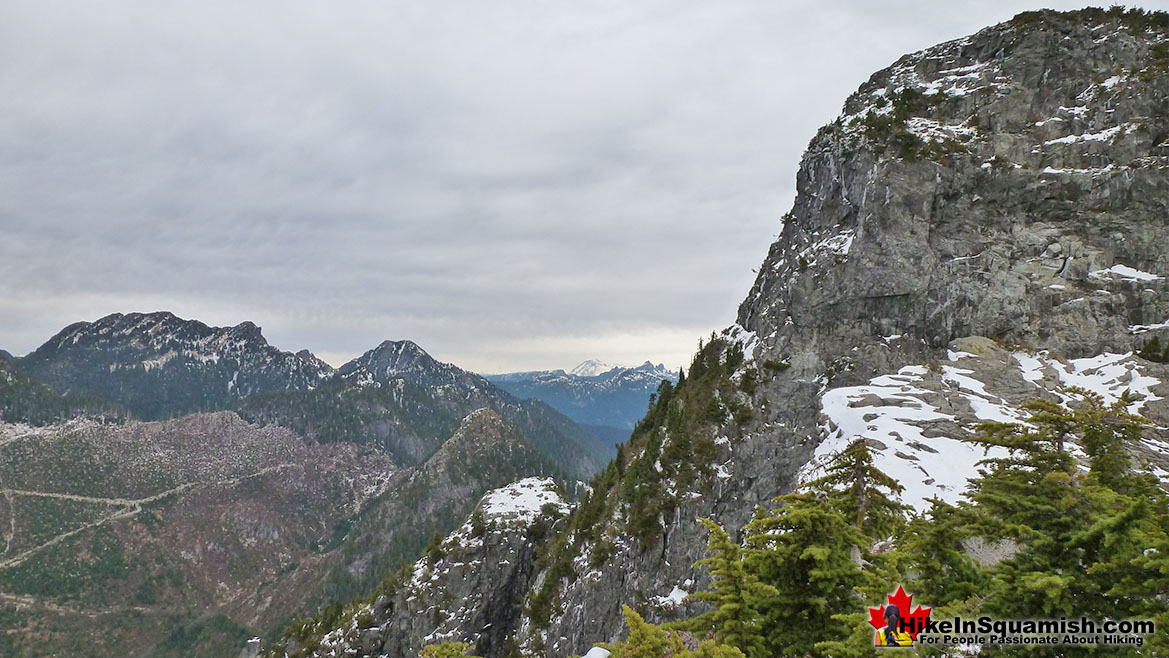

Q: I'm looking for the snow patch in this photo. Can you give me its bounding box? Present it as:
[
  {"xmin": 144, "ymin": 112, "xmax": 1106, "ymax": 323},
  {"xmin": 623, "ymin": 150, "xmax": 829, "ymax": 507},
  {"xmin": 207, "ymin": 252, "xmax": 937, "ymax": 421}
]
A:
[
  {"xmin": 1131, "ymin": 320, "xmax": 1169, "ymax": 334},
  {"xmin": 905, "ymin": 117, "xmax": 978, "ymax": 143},
  {"xmin": 1043, "ymin": 123, "xmax": 1135, "ymax": 145},
  {"xmin": 479, "ymin": 477, "xmax": 568, "ymax": 524},
  {"xmin": 1090, "ymin": 264, "xmax": 1163, "ymax": 282},
  {"xmin": 653, "ymin": 585, "xmax": 689, "ymax": 608},
  {"xmin": 809, "ymin": 365, "xmax": 1004, "ymax": 507}
]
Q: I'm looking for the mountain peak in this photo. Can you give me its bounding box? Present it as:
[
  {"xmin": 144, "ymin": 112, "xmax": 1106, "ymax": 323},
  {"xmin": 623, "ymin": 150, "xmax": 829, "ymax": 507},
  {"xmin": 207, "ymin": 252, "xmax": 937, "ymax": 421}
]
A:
[
  {"xmin": 337, "ymin": 340, "xmax": 493, "ymax": 395},
  {"xmin": 345, "ymin": 340, "xmax": 440, "ymax": 379},
  {"xmin": 569, "ymin": 359, "xmax": 616, "ymax": 377},
  {"xmin": 19, "ymin": 312, "xmax": 331, "ymax": 419}
]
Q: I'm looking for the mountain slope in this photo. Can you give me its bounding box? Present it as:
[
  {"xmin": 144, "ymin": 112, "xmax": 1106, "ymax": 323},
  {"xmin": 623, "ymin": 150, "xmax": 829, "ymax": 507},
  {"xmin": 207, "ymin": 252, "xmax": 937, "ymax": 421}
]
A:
[
  {"xmin": 0, "ymin": 352, "xmax": 122, "ymax": 425},
  {"xmin": 0, "ymin": 412, "xmax": 396, "ymax": 658},
  {"xmin": 18, "ymin": 312, "xmax": 332, "ymax": 420},
  {"xmin": 1, "ymin": 331, "xmax": 605, "ymax": 657},
  {"xmin": 312, "ymin": 408, "xmax": 568, "ymax": 602},
  {"xmin": 269, "ymin": 10, "xmax": 1169, "ymax": 658},
  {"xmin": 241, "ymin": 341, "xmax": 607, "ymax": 477}
]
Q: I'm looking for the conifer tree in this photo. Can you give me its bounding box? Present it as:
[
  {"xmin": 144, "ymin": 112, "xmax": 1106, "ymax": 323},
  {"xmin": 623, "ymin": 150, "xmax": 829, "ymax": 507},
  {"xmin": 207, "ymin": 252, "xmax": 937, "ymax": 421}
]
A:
[
  {"xmin": 743, "ymin": 493, "xmax": 864, "ymax": 656},
  {"xmin": 420, "ymin": 641, "xmax": 480, "ymax": 658},
  {"xmin": 899, "ymin": 498, "xmax": 985, "ymax": 605},
  {"xmin": 806, "ymin": 439, "xmax": 905, "ymax": 539},
  {"xmin": 687, "ymin": 519, "xmax": 766, "ymax": 658},
  {"xmin": 964, "ymin": 392, "xmax": 1169, "ymax": 649},
  {"xmin": 605, "ymin": 606, "xmax": 745, "ymax": 658}
]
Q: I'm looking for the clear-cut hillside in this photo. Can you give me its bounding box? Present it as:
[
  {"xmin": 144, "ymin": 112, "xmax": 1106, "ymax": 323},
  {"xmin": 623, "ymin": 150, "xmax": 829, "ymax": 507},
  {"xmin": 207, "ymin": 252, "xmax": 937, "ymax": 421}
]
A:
[{"xmin": 0, "ymin": 324, "xmax": 606, "ymax": 657}]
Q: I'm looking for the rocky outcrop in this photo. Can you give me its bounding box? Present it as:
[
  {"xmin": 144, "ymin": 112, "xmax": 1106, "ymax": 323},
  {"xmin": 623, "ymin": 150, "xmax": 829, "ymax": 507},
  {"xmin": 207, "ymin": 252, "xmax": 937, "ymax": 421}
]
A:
[
  {"xmin": 325, "ymin": 408, "xmax": 568, "ymax": 596},
  {"xmin": 528, "ymin": 12, "xmax": 1169, "ymax": 655},
  {"xmin": 270, "ymin": 478, "xmax": 569, "ymax": 658}
]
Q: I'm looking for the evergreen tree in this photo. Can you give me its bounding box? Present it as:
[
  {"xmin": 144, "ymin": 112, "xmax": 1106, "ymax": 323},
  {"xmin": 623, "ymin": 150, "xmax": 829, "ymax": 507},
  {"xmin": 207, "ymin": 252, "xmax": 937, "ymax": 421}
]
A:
[
  {"xmin": 420, "ymin": 641, "xmax": 480, "ymax": 658},
  {"xmin": 743, "ymin": 493, "xmax": 864, "ymax": 656},
  {"xmin": 605, "ymin": 605, "xmax": 745, "ymax": 658},
  {"xmin": 900, "ymin": 498, "xmax": 985, "ymax": 605},
  {"xmin": 806, "ymin": 439, "xmax": 905, "ymax": 539},
  {"xmin": 964, "ymin": 394, "xmax": 1169, "ymax": 655},
  {"xmin": 686, "ymin": 519, "xmax": 766, "ymax": 658}
]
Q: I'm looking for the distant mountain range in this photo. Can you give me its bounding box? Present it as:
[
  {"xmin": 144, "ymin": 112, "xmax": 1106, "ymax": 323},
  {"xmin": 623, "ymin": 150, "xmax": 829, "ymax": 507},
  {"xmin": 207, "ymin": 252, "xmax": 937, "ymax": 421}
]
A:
[
  {"xmin": 483, "ymin": 360, "xmax": 678, "ymax": 450},
  {"xmin": 14, "ymin": 312, "xmax": 607, "ymax": 475},
  {"xmin": 0, "ymin": 311, "xmax": 633, "ymax": 657}
]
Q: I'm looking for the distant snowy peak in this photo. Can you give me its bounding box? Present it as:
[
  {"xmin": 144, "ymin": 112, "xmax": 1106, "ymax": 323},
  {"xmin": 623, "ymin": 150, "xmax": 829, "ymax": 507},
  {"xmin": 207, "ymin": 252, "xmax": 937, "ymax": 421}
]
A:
[
  {"xmin": 569, "ymin": 359, "xmax": 673, "ymax": 381},
  {"xmin": 569, "ymin": 359, "xmax": 616, "ymax": 377},
  {"xmin": 483, "ymin": 359, "xmax": 678, "ymax": 430}
]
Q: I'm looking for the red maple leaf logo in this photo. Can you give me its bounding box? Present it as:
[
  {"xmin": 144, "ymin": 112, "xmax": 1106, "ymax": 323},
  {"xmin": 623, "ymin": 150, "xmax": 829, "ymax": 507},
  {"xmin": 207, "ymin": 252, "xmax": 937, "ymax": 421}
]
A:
[{"xmin": 867, "ymin": 585, "xmax": 931, "ymax": 641}]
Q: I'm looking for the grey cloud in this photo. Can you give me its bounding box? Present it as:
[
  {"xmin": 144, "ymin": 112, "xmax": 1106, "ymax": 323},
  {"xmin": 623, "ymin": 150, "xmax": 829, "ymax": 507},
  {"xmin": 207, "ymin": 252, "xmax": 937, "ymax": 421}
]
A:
[{"xmin": 3, "ymin": 0, "xmax": 1164, "ymax": 371}]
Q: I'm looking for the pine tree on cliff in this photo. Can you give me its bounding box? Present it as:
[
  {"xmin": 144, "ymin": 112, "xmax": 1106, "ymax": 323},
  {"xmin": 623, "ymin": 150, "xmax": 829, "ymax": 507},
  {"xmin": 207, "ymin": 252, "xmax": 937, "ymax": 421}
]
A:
[
  {"xmin": 805, "ymin": 439, "xmax": 905, "ymax": 539},
  {"xmin": 686, "ymin": 518, "xmax": 766, "ymax": 658},
  {"xmin": 899, "ymin": 497, "xmax": 986, "ymax": 606},
  {"xmin": 743, "ymin": 493, "xmax": 864, "ymax": 657}
]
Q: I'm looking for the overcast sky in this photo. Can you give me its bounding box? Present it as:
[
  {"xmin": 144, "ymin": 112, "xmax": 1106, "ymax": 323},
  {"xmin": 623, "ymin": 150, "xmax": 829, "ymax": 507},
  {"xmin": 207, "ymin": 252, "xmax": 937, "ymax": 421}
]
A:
[{"xmin": 3, "ymin": 1, "xmax": 1164, "ymax": 373}]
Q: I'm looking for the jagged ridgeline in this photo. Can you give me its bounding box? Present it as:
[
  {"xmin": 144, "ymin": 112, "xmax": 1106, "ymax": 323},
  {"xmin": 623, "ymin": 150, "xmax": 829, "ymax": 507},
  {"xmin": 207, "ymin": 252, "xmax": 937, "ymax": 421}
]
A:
[
  {"xmin": 19, "ymin": 312, "xmax": 334, "ymax": 420},
  {"xmin": 272, "ymin": 9, "xmax": 1169, "ymax": 658}
]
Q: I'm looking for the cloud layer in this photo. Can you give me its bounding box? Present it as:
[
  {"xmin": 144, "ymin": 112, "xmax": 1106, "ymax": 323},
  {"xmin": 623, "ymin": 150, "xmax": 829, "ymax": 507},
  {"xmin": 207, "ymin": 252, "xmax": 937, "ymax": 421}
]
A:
[{"xmin": 0, "ymin": 1, "xmax": 1144, "ymax": 372}]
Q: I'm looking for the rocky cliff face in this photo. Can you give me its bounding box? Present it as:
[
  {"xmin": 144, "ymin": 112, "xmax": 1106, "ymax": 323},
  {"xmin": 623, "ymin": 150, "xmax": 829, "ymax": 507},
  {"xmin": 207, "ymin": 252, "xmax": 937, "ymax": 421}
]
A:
[
  {"xmin": 321, "ymin": 408, "xmax": 567, "ymax": 598},
  {"xmin": 270, "ymin": 10, "xmax": 1169, "ymax": 658},
  {"xmin": 276, "ymin": 478, "xmax": 568, "ymax": 658}
]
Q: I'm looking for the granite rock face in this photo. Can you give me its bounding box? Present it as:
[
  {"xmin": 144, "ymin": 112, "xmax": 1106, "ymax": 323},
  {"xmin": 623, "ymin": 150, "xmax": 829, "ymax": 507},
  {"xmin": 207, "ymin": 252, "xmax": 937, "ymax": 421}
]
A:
[{"xmin": 272, "ymin": 11, "xmax": 1169, "ymax": 658}]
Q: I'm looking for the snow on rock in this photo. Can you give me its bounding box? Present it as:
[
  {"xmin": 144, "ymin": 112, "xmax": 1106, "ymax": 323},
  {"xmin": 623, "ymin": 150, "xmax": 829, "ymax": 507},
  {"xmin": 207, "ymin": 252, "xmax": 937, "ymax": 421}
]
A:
[
  {"xmin": 1013, "ymin": 352, "xmax": 1048, "ymax": 385},
  {"xmin": 480, "ymin": 477, "xmax": 568, "ymax": 525},
  {"xmin": 796, "ymin": 229, "xmax": 856, "ymax": 267},
  {"xmin": 652, "ymin": 585, "xmax": 689, "ymax": 608},
  {"xmin": 942, "ymin": 366, "xmax": 1029, "ymax": 424},
  {"xmin": 905, "ymin": 117, "xmax": 979, "ymax": 143},
  {"xmin": 1048, "ymin": 352, "xmax": 1162, "ymax": 413},
  {"xmin": 1090, "ymin": 264, "xmax": 1164, "ymax": 282},
  {"xmin": 725, "ymin": 323, "xmax": 758, "ymax": 366},
  {"xmin": 805, "ymin": 345, "xmax": 1169, "ymax": 509},
  {"xmin": 1043, "ymin": 123, "xmax": 1136, "ymax": 145},
  {"xmin": 808, "ymin": 365, "xmax": 1003, "ymax": 508},
  {"xmin": 1130, "ymin": 319, "xmax": 1169, "ymax": 334}
]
